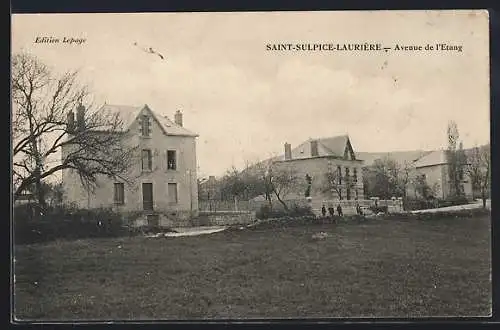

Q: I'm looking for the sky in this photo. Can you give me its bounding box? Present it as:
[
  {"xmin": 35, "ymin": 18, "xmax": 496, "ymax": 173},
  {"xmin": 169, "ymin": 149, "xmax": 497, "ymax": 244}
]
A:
[{"xmin": 12, "ymin": 10, "xmax": 490, "ymax": 178}]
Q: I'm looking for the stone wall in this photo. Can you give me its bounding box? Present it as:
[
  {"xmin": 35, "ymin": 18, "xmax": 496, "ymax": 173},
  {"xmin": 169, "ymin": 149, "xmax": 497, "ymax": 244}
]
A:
[
  {"xmin": 124, "ymin": 210, "xmax": 193, "ymax": 228},
  {"xmin": 195, "ymin": 211, "xmax": 256, "ymax": 226}
]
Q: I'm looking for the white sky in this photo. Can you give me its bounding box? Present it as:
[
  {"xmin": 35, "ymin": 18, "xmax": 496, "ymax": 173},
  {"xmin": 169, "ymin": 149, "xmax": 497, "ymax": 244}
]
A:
[{"xmin": 12, "ymin": 10, "xmax": 490, "ymax": 178}]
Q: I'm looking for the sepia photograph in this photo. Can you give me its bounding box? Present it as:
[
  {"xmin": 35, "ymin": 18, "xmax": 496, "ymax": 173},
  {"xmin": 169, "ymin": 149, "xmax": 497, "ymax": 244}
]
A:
[{"xmin": 11, "ymin": 10, "xmax": 491, "ymax": 321}]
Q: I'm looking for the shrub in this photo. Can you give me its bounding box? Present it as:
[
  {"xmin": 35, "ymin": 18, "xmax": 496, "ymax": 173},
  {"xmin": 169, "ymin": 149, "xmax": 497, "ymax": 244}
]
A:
[
  {"xmin": 255, "ymin": 204, "xmax": 314, "ymax": 220},
  {"xmin": 405, "ymin": 199, "xmax": 438, "ymax": 211},
  {"xmin": 14, "ymin": 204, "xmax": 128, "ymax": 245},
  {"xmin": 368, "ymin": 205, "xmax": 388, "ymax": 214},
  {"xmin": 414, "ymin": 208, "xmax": 490, "ymax": 221},
  {"xmin": 405, "ymin": 195, "xmax": 470, "ymax": 211},
  {"xmin": 288, "ymin": 204, "xmax": 315, "ymax": 217},
  {"xmin": 255, "ymin": 205, "xmax": 288, "ymax": 220},
  {"xmin": 439, "ymin": 195, "xmax": 470, "ymax": 207}
]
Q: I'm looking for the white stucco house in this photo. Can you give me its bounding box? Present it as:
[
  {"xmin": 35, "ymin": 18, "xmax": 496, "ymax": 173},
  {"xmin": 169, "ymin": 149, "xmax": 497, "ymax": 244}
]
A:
[
  {"xmin": 406, "ymin": 149, "xmax": 473, "ymax": 201},
  {"xmin": 61, "ymin": 103, "xmax": 199, "ymax": 227}
]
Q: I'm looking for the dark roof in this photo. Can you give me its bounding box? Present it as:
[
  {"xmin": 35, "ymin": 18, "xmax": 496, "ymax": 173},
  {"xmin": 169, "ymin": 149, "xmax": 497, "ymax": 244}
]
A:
[
  {"xmin": 357, "ymin": 150, "xmax": 429, "ymax": 167},
  {"xmin": 276, "ymin": 135, "xmax": 352, "ymax": 161},
  {"xmin": 412, "ymin": 150, "xmax": 448, "ymax": 168}
]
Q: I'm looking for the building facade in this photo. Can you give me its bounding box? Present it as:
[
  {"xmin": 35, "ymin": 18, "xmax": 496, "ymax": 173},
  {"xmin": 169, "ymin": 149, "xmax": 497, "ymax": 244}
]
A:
[
  {"xmin": 272, "ymin": 135, "xmax": 365, "ymax": 201},
  {"xmin": 406, "ymin": 150, "xmax": 473, "ymax": 200},
  {"xmin": 61, "ymin": 104, "xmax": 199, "ymax": 225}
]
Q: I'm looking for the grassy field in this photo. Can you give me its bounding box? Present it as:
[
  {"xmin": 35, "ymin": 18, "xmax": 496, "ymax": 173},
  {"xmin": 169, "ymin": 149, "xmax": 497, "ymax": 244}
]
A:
[{"xmin": 13, "ymin": 214, "xmax": 491, "ymax": 320}]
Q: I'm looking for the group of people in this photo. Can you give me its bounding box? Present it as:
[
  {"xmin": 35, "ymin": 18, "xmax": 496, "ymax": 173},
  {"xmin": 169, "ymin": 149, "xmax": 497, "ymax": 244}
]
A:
[
  {"xmin": 321, "ymin": 204, "xmax": 343, "ymax": 217},
  {"xmin": 321, "ymin": 202, "xmax": 364, "ymax": 218}
]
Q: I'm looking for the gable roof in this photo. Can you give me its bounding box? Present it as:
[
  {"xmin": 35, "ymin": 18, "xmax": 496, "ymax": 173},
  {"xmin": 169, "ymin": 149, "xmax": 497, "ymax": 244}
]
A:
[
  {"xmin": 318, "ymin": 135, "xmax": 350, "ymax": 157},
  {"xmin": 100, "ymin": 104, "xmax": 198, "ymax": 137},
  {"xmin": 277, "ymin": 135, "xmax": 356, "ymax": 161},
  {"xmin": 412, "ymin": 150, "xmax": 448, "ymax": 168},
  {"xmin": 357, "ymin": 150, "xmax": 429, "ymax": 167}
]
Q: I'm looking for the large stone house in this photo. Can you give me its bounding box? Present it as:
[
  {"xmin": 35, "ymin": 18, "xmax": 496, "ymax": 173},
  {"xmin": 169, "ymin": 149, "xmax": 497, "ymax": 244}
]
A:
[
  {"xmin": 61, "ymin": 104, "xmax": 199, "ymax": 226},
  {"xmin": 273, "ymin": 135, "xmax": 365, "ymax": 201},
  {"xmin": 406, "ymin": 150, "xmax": 473, "ymax": 200}
]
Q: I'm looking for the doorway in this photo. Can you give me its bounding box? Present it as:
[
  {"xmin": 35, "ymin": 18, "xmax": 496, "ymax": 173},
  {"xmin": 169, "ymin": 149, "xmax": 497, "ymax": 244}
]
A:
[{"xmin": 142, "ymin": 183, "xmax": 154, "ymax": 210}]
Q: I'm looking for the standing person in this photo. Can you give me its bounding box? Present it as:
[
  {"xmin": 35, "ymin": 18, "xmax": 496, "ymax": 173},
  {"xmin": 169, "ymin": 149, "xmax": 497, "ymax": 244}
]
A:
[
  {"xmin": 328, "ymin": 203, "xmax": 335, "ymax": 218},
  {"xmin": 321, "ymin": 204, "xmax": 327, "ymax": 218},
  {"xmin": 356, "ymin": 203, "xmax": 363, "ymax": 216},
  {"xmin": 337, "ymin": 204, "xmax": 343, "ymax": 217}
]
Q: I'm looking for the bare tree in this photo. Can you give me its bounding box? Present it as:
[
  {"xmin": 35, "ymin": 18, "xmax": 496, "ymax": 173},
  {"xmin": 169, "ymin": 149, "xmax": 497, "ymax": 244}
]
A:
[
  {"xmin": 269, "ymin": 166, "xmax": 302, "ymax": 211},
  {"xmin": 363, "ymin": 157, "xmax": 412, "ymax": 201},
  {"xmin": 466, "ymin": 145, "xmax": 490, "ymax": 208},
  {"xmin": 12, "ymin": 52, "xmax": 137, "ymax": 207},
  {"xmin": 323, "ymin": 166, "xmax": 356, "ymax": 200},
  {"xmin": 243, "ymin": 159, "xmax": 275, "ymax": 209}
]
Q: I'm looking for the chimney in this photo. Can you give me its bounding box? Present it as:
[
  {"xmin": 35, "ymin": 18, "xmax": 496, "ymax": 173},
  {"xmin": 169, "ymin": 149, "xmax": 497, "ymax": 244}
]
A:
[
  {"xmin": 174, "ymin": 110, "xmax": 183, "ymax": 127},
  {"xmin": 284, "ymin": 142, "xmax": 292, "ymax": 160},
  {"xmin": 310, "ymin": 140, "xmax": 319, "ymax": 157},
  {"xmin": 67, "ymin": 110, "xmax": 75, "ymax": 133},
  {"xmin": 76, "ymin": 104, "xmax": 85, "ymax": 132}
]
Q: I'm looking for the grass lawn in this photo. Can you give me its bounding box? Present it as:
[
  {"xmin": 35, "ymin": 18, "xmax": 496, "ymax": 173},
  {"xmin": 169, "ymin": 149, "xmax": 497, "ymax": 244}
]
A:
[{"xmin": 13, "ymin": 214, "xmax": 491, "ymax": 320}]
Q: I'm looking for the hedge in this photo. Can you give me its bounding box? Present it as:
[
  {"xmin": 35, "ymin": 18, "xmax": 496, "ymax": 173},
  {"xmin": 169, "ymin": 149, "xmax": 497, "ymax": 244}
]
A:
[{"xmin": 13, "ymin": 204, "xmax": 130, "ymax": 245}]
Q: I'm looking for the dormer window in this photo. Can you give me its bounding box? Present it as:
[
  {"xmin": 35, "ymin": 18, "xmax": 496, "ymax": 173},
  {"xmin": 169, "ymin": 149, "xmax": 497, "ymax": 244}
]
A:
[{"xmin": 140, "ymin": 115, "xmax": 151, "ymax": 137}]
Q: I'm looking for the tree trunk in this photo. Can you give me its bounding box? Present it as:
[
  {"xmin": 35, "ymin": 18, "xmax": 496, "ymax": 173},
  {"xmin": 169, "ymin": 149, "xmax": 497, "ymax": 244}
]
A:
[
  {"xmin": 265, "ymin": 190, "xmax": 273, "ymax": 210},
  {"xmin": 275, "ymin": 193, "xmax": 289, "ymax": 212},
  {"xmin": 33, "ymin": 168, "xmax": 46, "ymax": 218},
  {"xmin": 482, "ymin": 190, "xmax": 486, "ymax": 209}
]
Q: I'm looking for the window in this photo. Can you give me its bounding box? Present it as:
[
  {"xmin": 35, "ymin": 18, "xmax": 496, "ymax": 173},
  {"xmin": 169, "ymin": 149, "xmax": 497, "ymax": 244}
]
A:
[
  {"xmin": 337, "ymin": 166, "xmax": 342, "ymax": 184},
  {"xmin": 353, "ymin": 168, "xmax": 358, "ymax": 182},
  {"xmin": 140, "ymin": 115, "xmax": 151, "ymax": 137},
  {"xmin": 168, "ymin": 183, "xmax": 178, "ymax": 204},
  {"xmin": 114, "ymin": 183, "xmax": 124, "ymax": 204},
  {"xmin": 167, "ymin": 150, "xmax": 177, "ymax": 170},
  {"xmin": 142, "ymin": 149, "xmax": 152, "ymax": 171},
  {"xmin": 345, "ymin": 167, "xmax": 350, "ymax": 180},
  {"xmin": 346, "ymin": 187, "xmax": 351, "ymax": 200},
  {"xmin": 355, "ymin": 188, "xmax": 359, "ymax": 199}
]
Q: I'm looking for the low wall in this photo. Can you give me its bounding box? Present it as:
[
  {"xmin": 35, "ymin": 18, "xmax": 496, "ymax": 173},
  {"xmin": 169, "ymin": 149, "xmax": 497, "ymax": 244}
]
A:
[
  {"xmin": 125, "ymin": 211, "xmax": 194, "ymax": 228},
  {"xmin": 195, "ymin": 211, "xmax": 256, "ymax": 226},
  {"xmin": 311, "ymin": 199, "xmax": 404, "ymax": 215},
  {"xmin": 247, "ymin": 198, "xmax": 404, "ymax": 216}
]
